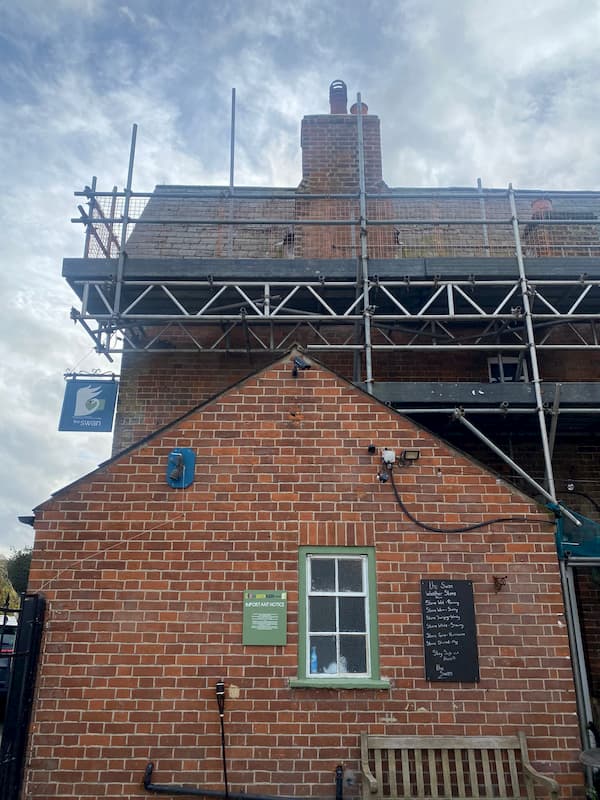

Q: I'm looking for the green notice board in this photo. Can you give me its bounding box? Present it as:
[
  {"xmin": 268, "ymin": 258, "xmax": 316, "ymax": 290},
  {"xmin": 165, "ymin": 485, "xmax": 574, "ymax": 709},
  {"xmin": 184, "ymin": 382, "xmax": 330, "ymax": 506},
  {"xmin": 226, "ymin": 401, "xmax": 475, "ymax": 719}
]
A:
[{"xmin": 243, "ymin": 590, "xmax": 287, "ymax": 645}]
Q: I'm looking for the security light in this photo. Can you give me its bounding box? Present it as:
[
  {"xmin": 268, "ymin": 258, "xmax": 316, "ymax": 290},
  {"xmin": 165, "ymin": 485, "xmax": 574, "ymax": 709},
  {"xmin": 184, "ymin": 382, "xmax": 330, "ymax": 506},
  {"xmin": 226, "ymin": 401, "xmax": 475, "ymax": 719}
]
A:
[{"xmin": 401, "ymin": 449, "xmax": 420, "ymax": 462}]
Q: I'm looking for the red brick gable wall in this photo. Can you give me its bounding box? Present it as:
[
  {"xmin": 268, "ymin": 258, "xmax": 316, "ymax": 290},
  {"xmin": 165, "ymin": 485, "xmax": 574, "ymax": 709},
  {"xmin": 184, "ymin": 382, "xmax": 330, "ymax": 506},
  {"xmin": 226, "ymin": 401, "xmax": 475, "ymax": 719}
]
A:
[{"xmin": 27, "ymin": 357, "xmax": 583, "ymax": 799}]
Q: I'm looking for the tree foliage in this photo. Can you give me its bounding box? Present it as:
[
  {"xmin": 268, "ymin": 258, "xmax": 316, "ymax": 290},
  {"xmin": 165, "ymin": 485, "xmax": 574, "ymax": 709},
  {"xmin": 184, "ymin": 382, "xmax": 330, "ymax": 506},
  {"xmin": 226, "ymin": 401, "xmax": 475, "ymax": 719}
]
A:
[
  {"xmin": 0, "ymin": 559, "xmax": 19, "ymax": 607},
  {"xmin": 6, "ymin": 548, "xmax": 32, "ymax": 596}
]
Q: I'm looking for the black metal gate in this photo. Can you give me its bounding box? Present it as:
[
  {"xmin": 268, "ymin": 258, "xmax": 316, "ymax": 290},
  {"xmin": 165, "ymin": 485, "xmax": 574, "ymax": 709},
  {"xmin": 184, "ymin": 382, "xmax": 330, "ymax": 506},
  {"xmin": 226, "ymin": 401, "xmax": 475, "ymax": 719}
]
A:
[{"xmin": 0, "ymin": 594, "xmax": 45, "ymax": 800}]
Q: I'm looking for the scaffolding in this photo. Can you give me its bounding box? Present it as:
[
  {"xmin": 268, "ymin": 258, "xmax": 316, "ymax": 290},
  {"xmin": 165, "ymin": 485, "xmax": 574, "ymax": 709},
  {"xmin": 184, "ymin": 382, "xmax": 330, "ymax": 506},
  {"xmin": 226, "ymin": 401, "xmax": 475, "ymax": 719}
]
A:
[
  {"xmin": 63, "ymin": 106, "xmax": 600, "ymax": 740},
  {"xmin": 67, "ymin": 187, "xmax": 600, "ymax": 354},
  {"xmin": 65, "ymin": 112, "xmax": 600, "ymax": 515}
]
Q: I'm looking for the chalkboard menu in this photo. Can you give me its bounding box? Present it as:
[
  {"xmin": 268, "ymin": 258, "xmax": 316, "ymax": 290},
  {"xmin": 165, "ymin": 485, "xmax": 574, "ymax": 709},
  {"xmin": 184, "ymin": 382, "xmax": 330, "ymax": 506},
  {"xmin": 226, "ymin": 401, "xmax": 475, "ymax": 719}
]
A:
[{"xmin": 420, "ymin": 579, "xmax": 479, "ymax": 683}]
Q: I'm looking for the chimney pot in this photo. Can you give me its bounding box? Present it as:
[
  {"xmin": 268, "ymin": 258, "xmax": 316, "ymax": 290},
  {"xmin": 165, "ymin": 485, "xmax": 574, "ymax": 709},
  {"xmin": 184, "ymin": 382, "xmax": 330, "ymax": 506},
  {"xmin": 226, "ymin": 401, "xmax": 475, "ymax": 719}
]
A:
[
  {"xmin": 329, "ymin": 80, "xmax": 348, "ymax": 114},
  {"xmin": 531, "ymin": 198, "xmax": 553, "ymax": 218},
  {"xmin": 350, "ymin": 101, "xmax": 369, "ymax": 115}
]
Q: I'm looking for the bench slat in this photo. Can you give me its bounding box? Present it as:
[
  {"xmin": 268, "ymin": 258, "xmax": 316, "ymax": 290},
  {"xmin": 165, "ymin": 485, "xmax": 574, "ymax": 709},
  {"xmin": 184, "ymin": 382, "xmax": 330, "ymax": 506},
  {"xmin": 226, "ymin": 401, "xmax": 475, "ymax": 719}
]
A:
[
  {"xmin": 455, "ymin": 748, "xmax": 466, "ymax": 798},
  {"xmin": 401, "ymin": 748, "xmax": 410, "ymax": 797},
  {"xmin": 482, "ymin": 750, "xmax": 493, "ymax": 797},
  {"xmin": 495, "ymin": 749, "xmax": 507, "ymax": 798},
  {"xmin": 429, "ymin": 750, "xmax": 439, "ymax": 798},
  {"xmin": 375, "ymin": 749, "xmax": 383, "ymax": 796},
  {"xmin": 388, "ymin": 749, "xmax": 397, "ymax": 798},
  {"xmin": 508, "ymin": 750, "xmax": 520, "ymax": 798},
  {"xmin": 441, "ymin": 749, "xmax": 452, "ymax": 797},
  {"xmin": 365, "ymin": 736, "xmax": 521, "ymax": 750},
  {"xmin": 416, "ymin": 749, "xmax": 425, "ymax": 797},
  {"xmin": 467, "ymin": 749, "xmax": 480, "ymax": 799}
]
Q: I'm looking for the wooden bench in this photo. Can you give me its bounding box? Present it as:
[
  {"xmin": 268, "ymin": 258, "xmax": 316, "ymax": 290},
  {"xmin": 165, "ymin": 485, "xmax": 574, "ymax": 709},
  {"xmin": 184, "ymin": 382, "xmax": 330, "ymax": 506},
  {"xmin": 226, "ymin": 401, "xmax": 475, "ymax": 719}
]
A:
[{"xmin": 360, "ymin": 733, "xmax": 559, "ymax": 800}]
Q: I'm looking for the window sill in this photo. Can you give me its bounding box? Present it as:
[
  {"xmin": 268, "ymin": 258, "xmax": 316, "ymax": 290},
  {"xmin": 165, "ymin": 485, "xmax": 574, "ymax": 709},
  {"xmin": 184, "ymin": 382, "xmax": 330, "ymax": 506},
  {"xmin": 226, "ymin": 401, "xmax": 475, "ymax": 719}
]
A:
[{"xmin": 289, "ymin": 677, "xmax": 391, "ymax": 690}]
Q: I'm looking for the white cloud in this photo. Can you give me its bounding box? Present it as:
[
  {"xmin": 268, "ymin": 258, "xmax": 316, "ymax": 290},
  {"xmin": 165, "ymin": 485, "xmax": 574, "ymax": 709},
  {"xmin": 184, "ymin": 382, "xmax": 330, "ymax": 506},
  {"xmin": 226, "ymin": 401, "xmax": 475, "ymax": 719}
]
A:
[
  {"xmin": 118, "ymin": 6, "xmax": 137, "ymax": 24},
  {"xmin": 0, "ymin": 0, "xmax": 599, "ymax": 553}
]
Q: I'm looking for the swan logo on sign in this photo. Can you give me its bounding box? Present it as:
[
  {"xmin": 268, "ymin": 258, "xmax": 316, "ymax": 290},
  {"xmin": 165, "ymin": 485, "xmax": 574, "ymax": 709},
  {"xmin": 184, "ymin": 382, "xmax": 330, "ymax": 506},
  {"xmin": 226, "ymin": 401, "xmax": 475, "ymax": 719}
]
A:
[{"xmin": 59, "ymin": 379, "xmax": 118, "ymax": 432}]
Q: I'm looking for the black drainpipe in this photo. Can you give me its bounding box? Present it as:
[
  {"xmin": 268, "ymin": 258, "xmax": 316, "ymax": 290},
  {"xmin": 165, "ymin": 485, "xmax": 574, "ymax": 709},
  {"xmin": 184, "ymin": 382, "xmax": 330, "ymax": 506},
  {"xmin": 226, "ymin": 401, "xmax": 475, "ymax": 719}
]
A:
[
  {"xmin": 142, "ymin": 681, "xmax": 345, "ymax": 800},
  {"xmin": 144, "ymin": 762, "xmax": 344, "ymax": 800}
]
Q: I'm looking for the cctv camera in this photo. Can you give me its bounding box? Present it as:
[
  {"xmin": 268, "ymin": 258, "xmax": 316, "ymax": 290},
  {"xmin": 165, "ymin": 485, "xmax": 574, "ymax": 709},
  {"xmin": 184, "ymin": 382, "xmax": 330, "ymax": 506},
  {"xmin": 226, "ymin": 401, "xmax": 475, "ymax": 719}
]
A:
[{"xmin": 293, "ymin": 356, "xmax": 312, "ymax": 370}]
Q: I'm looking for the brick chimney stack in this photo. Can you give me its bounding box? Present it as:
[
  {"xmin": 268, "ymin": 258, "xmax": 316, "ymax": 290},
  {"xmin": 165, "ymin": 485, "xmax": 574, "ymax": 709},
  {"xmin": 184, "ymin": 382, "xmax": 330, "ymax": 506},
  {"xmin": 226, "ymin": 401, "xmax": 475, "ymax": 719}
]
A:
[{"xmin": 298, "ymin": 81, "xmax": 386, "ymax": 193}]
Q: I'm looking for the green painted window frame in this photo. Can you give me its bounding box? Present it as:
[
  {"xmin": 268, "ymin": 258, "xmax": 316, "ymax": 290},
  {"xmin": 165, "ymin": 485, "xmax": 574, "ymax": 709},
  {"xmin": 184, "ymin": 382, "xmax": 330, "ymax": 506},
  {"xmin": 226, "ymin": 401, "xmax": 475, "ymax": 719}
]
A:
[{"xmin": 290, "ymin": 546, "xmax": 389, "ymax": 689}]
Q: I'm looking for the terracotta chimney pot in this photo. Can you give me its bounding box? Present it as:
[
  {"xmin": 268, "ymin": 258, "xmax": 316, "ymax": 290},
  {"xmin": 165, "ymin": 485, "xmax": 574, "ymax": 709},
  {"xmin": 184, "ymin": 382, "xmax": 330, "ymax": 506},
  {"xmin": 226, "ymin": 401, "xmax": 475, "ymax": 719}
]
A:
[
  {"xmin": 350, "ymin": 101, "xmax": 369, "ymax": 115},
  {"xmin": 329, "ymin": 80, "xmax": 348, "ymax": 114}
]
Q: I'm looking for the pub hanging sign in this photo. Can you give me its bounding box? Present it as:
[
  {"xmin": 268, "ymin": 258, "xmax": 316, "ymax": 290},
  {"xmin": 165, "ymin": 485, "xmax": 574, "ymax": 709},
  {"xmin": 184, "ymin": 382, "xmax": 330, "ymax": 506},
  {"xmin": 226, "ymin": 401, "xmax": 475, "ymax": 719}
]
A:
[
  {"xmin": 243, "ymin": 590, "xmax": 287, "ymax": 645},
  {"xmin": 59, "ymin": 376, "xmax": 119, "ymax": 432}
]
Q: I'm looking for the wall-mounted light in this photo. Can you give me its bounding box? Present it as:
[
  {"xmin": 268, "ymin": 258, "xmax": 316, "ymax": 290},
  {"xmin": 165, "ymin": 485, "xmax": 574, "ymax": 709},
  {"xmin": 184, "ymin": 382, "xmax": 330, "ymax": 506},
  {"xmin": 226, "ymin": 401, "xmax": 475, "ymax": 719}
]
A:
[
  {"xmin": 401, "ymin": 448, "xmax": 420, "ymax": 463},
  {"xmin": 493, "ymin": 575, "xmax": 508, "ymax": 592},
  {"xmin": 166, "ymin": 448, "xmax": 196, "ymax": 489}
]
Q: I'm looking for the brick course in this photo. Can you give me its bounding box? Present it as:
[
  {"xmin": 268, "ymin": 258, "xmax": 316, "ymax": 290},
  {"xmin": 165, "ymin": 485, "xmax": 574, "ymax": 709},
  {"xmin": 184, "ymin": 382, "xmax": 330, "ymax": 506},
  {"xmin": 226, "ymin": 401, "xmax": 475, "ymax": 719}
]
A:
[{"xmin": 27, "ymin": 358, "xmax": 583, "ymax": 800}]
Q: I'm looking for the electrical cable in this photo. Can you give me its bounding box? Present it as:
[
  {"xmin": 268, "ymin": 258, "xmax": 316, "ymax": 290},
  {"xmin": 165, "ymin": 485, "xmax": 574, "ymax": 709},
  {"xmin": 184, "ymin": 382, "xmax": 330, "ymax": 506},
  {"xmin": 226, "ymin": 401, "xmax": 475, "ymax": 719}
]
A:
[
  {"xmin": 387, "ymin": 467, "xmax": 555, "ymax": 533},
  {"xmin": 564, "ymin": 490, "xmax": 600, "ymax": 514},
  {"xmin": 37, "ymin": 512, "xmax": 185, "ymax": 592}
]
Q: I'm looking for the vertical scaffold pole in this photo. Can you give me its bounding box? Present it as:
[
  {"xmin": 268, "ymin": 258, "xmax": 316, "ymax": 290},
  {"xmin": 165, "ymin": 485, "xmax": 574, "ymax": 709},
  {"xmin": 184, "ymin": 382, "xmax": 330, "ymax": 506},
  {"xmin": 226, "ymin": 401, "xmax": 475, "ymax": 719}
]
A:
[
  {"xmin": 508, "ymin": 184, "xmax": 556, "ymax": 500},
  {"xmin": 83, "ymin": 176, "xmax": 97, "ymax": 258},
  {"xmin": 228, "ymin": 88, "xmax": 236, "ymax": 258},
  {"xmin": 560, "ymin": 561, "xmax": 594, "ymax": 751},
  {"xmin": 476, "ymin": 178, "xmax": 490, "ymax": 257},
  {"xmin": 229, "ymin": 88, "xmax": 236, "ymax": 191},
  {"xmin": 356, "ymin": 93, "xmax": 373, "ymax": 394},
  {"xmin": 114, "ymin": 123, "xmax": 138, "ymax": 316}
]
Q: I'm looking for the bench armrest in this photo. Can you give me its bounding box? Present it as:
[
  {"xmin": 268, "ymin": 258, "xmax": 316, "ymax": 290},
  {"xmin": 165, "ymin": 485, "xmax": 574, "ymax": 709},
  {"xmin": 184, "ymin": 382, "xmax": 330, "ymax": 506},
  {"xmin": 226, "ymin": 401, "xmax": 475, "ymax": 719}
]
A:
[
  {"xmin": 522, "ymin": 762, "xmax": 560, "ymax": 800},
  {"xmin": 360, "ymin": 761, "xmax": 378, "ymax": 795}
]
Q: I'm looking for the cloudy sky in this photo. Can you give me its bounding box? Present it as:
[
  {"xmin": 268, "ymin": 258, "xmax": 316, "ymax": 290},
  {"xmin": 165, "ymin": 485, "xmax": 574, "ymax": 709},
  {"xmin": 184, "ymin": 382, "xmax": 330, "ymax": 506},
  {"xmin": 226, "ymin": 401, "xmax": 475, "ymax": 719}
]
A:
[{"xmin": 0, "ymin": 0, "xmax": 598, "ymax": 555}]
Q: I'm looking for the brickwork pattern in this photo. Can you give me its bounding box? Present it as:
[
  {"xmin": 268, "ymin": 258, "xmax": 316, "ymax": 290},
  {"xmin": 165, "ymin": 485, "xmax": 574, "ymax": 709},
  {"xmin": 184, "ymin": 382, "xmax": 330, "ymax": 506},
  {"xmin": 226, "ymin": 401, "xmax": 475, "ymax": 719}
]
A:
[
  {"xmin": 299, "ymin": 114, "xmax": 385, "ymax": 193},
  {"xmin": 121, "ymin": 189, "xmax": 600, "ymax": 261},
  {"xmin": 112, "ymin": 350, "xmax": 506, "ymax": 453},
  {"xmin": 112, "ymin": 351, "xmax": 277, "ymax": 454},
  {"xmin": 28, "ymin": 359, "xmax": 583, "ymax": 800},
  {"xmin": 112, "ymin": 348, "xmax": 600, "ymax": 471},
  {"xmin": 576, "ymin": 569, "xmax": 600, "ymax": 700},
  {"xmin": 124, "ymin": 191, "xmax": 297, "ymax": 260}
]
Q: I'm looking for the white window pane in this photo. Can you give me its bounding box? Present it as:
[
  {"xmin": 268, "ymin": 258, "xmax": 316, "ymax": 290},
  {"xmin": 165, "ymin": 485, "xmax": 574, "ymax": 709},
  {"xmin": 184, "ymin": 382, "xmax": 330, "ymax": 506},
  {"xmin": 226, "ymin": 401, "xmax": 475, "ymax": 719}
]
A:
[
  {"xmin": 339, "ymin": 596, "xmax": 366, "ymax": 632},
  {"xmin": 310, "ymin": 636, "xmax": 336, "ymax": 674},
  {"xmin": 309, "ymin": 596, "xmax": 335, "ymax": 632},
  {"xmin": 338, "ymin": 559, "xmax": 363, "ymax": 592},
  {"xmin": 340, "ymin": 635, "xmax": 367, "ymax": 673},
  {"xmin": 310, "ymin": 559, "xmax": 335, "ymax": 591}
]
